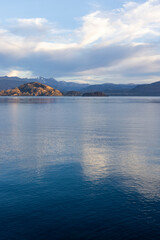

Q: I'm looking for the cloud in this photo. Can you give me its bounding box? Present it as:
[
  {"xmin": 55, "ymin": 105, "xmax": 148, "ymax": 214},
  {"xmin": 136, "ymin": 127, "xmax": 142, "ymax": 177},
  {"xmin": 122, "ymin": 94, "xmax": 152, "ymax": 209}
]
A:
[
  {"xmin": 78, "ymin": 0, "xmax": 160, "ymax": 46},
  {"xmin": 16, "ymin": 18, "xmax": 48, "ymax": 27},
  {"xmin": 0, "ymin": 41, "xmax": 143, "ymax": 78},
  {"xmin": 0, "ymin": 0, "xmax": 160, "ymax": 83},
  {"xmin": 6, "ymin": 18, "xmax": 54, "ymax": 40},
  {"xmin": 77, "ymin": 11, "xmax": 112, "ymax": 46},
  {"xmin": 7, "ymin": 69, "xmax": 34, "ymax": 78}
]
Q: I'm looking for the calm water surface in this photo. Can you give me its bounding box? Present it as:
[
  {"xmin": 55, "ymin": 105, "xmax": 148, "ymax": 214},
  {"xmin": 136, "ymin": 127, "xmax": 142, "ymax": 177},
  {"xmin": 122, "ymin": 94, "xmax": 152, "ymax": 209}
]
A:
[{"xmin": 0, "ymin": 97, "xmax": 160, "ymax": 240}]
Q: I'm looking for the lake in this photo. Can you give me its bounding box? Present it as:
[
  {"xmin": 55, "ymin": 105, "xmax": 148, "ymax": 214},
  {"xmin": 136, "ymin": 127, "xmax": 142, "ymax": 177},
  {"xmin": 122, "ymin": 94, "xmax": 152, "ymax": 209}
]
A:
[{"xmin": 0, "ymin": 96, "xmax": 160, "ymax": 240}]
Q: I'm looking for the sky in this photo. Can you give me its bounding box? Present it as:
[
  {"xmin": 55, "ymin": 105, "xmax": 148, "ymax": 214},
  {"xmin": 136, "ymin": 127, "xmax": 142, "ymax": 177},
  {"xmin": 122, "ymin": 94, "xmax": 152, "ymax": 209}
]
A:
[{"xmin": 0, "ymin": 0, "xmax": 160, "ymax": 84}]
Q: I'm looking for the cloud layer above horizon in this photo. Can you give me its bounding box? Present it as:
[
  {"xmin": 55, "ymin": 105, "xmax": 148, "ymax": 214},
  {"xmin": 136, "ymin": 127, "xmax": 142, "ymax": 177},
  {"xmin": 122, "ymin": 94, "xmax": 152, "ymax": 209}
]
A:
[{"xmin": 0, "ymin": 0, "xmax": 160, "ymax": 84}]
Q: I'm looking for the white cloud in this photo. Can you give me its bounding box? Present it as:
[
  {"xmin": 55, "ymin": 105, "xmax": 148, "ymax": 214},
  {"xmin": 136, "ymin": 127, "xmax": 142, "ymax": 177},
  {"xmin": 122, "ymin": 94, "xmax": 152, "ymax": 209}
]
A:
[
  {"xmin": 78, "ymin": 0, "xmax": 160, "ymax": 46},
  {"xmin": 78, "ymin": 11, "xmax": 112, "ymax": 46},
  {"xmin": 0, "ymin": 0, "xmax": 160, "ymax": 83},
  {"xmin": 34, "ymin": 42, "xmax": 78, "ymax": 52},
  {"xmin": 17, "ymin": 18, "xmax": 48, "ymax": 27},
  {"xmin": 7, "ymin": 69, "xmax": 34, "ymax": 78}
]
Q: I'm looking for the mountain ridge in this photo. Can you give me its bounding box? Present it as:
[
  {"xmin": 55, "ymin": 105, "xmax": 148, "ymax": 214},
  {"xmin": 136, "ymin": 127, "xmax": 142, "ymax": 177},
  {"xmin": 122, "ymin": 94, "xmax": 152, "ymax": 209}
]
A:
[
  {"xmin": 129, "ymin": 81, "xmax": 160, "ymax": 96},
  {"xmin": 0, "ymin": 76, "xmax": 160, "ymax": 96},
  {"xmin": 0, "ymin": 76, "xmax": 89, "ymax": 92}
]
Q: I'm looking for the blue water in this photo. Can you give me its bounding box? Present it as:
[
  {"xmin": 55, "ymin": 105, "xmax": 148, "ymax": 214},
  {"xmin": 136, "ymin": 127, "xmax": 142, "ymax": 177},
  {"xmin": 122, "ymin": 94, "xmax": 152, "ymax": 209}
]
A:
[{"xmin": 0, "ymin": 96, "xmax": 160, "ymax": 240}]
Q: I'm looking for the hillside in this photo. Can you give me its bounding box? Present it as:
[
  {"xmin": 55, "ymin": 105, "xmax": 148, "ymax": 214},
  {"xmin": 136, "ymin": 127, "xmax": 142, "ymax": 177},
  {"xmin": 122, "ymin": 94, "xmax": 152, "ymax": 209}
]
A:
[
  {"xmin": 129, "ymin": 81, "xmax": 160, "ymax": 96},
  {"xmin": 0, "ymin": 77, "xmax": 30, "ymax": 91},
  {"xmin": 82, "ymin": 83, "xmax": 137, "ymax": 95},
  {"xmin": 0, "ymin": 82, "xmax": 63, "ymax": 96},
  {"xmin": 82, "ymin": 92, "xmax": 107, "ymax": 96},
  {"xmin": 0, "ymin": 76, "xmax": 137, "ymax": 94},
  {"xmin": 1, "ymin": 76, "xmax": 160, "ymax": 96},
  {"xmin": 0, "ymin": 76, "xmax": 89, "ymax": 92}
]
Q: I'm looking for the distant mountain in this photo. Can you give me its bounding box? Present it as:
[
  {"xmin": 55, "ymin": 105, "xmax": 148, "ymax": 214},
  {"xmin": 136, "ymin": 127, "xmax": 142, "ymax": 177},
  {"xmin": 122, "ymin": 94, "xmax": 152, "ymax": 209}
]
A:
[
  {"xmin": 0, "ymin": 76, "xmax": 137, "ymax": 94},
  {"xmin": 82, "ymin": 83, "xmax": 137, "ymax": 95},
  {"xmin": 0, "ymin": 76, "xmax": 89, "ymax": 92},
  {"xmin": 1, "ymin": 76, "xmax": 160, "ymax": 96},
  {"xmin": 0, "ymin": 76, "xmax": 31, "ymax": 90},
  {"xmin": 82, "ymin": 92, "xmax": 107, "ymax": 96},
  {"xmin": 0, "ymin": 82, "xmax": 62, "ymax": 96},
  {"xmin": 129, "ymin": 81, "xmax": 160, "ymax": 96},
  {"xmin": 41, "ymin": 78, "xmax": 89, "ymax": 92},
  {"xmin": 64, "ymin": 91, "xmax": 82, "ymax": 96}
]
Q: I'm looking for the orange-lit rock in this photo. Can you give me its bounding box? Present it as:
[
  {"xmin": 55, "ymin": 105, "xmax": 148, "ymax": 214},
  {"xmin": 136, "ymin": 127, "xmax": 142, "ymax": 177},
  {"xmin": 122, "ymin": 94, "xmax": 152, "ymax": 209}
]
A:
[{"xmin": 0, "ymin": 82, "xmax": 63, "ymax": 96}]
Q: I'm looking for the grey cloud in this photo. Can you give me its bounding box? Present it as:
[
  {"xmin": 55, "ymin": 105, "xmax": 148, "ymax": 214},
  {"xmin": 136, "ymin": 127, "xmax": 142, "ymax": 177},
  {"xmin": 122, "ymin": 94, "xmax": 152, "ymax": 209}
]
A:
[{"xmin": 0, "ymin": 44, "xmax": 145, "ymax": 78}]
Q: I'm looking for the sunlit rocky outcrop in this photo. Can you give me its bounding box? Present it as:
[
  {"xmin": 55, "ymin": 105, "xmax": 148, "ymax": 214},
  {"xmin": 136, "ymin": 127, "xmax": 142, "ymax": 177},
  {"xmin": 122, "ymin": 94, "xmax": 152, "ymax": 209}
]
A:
[{"xmin": 0, "ymin": 82, "xmax": 63, "ymax": 96}]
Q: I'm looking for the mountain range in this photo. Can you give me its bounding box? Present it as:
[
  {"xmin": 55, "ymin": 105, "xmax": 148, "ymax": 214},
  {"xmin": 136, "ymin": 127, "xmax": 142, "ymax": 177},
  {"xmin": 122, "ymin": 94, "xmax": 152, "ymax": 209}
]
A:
[
  {"xmin": 129, "ymin": 81, "xmax": 160, "ymax": 96},
  {"xmin": 0, "ymin": 76, "xmax": 160, "ymax": 96},
  {"xmin": 0, "ymin": 76, "xmax": 89, "ymax": 92}
]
